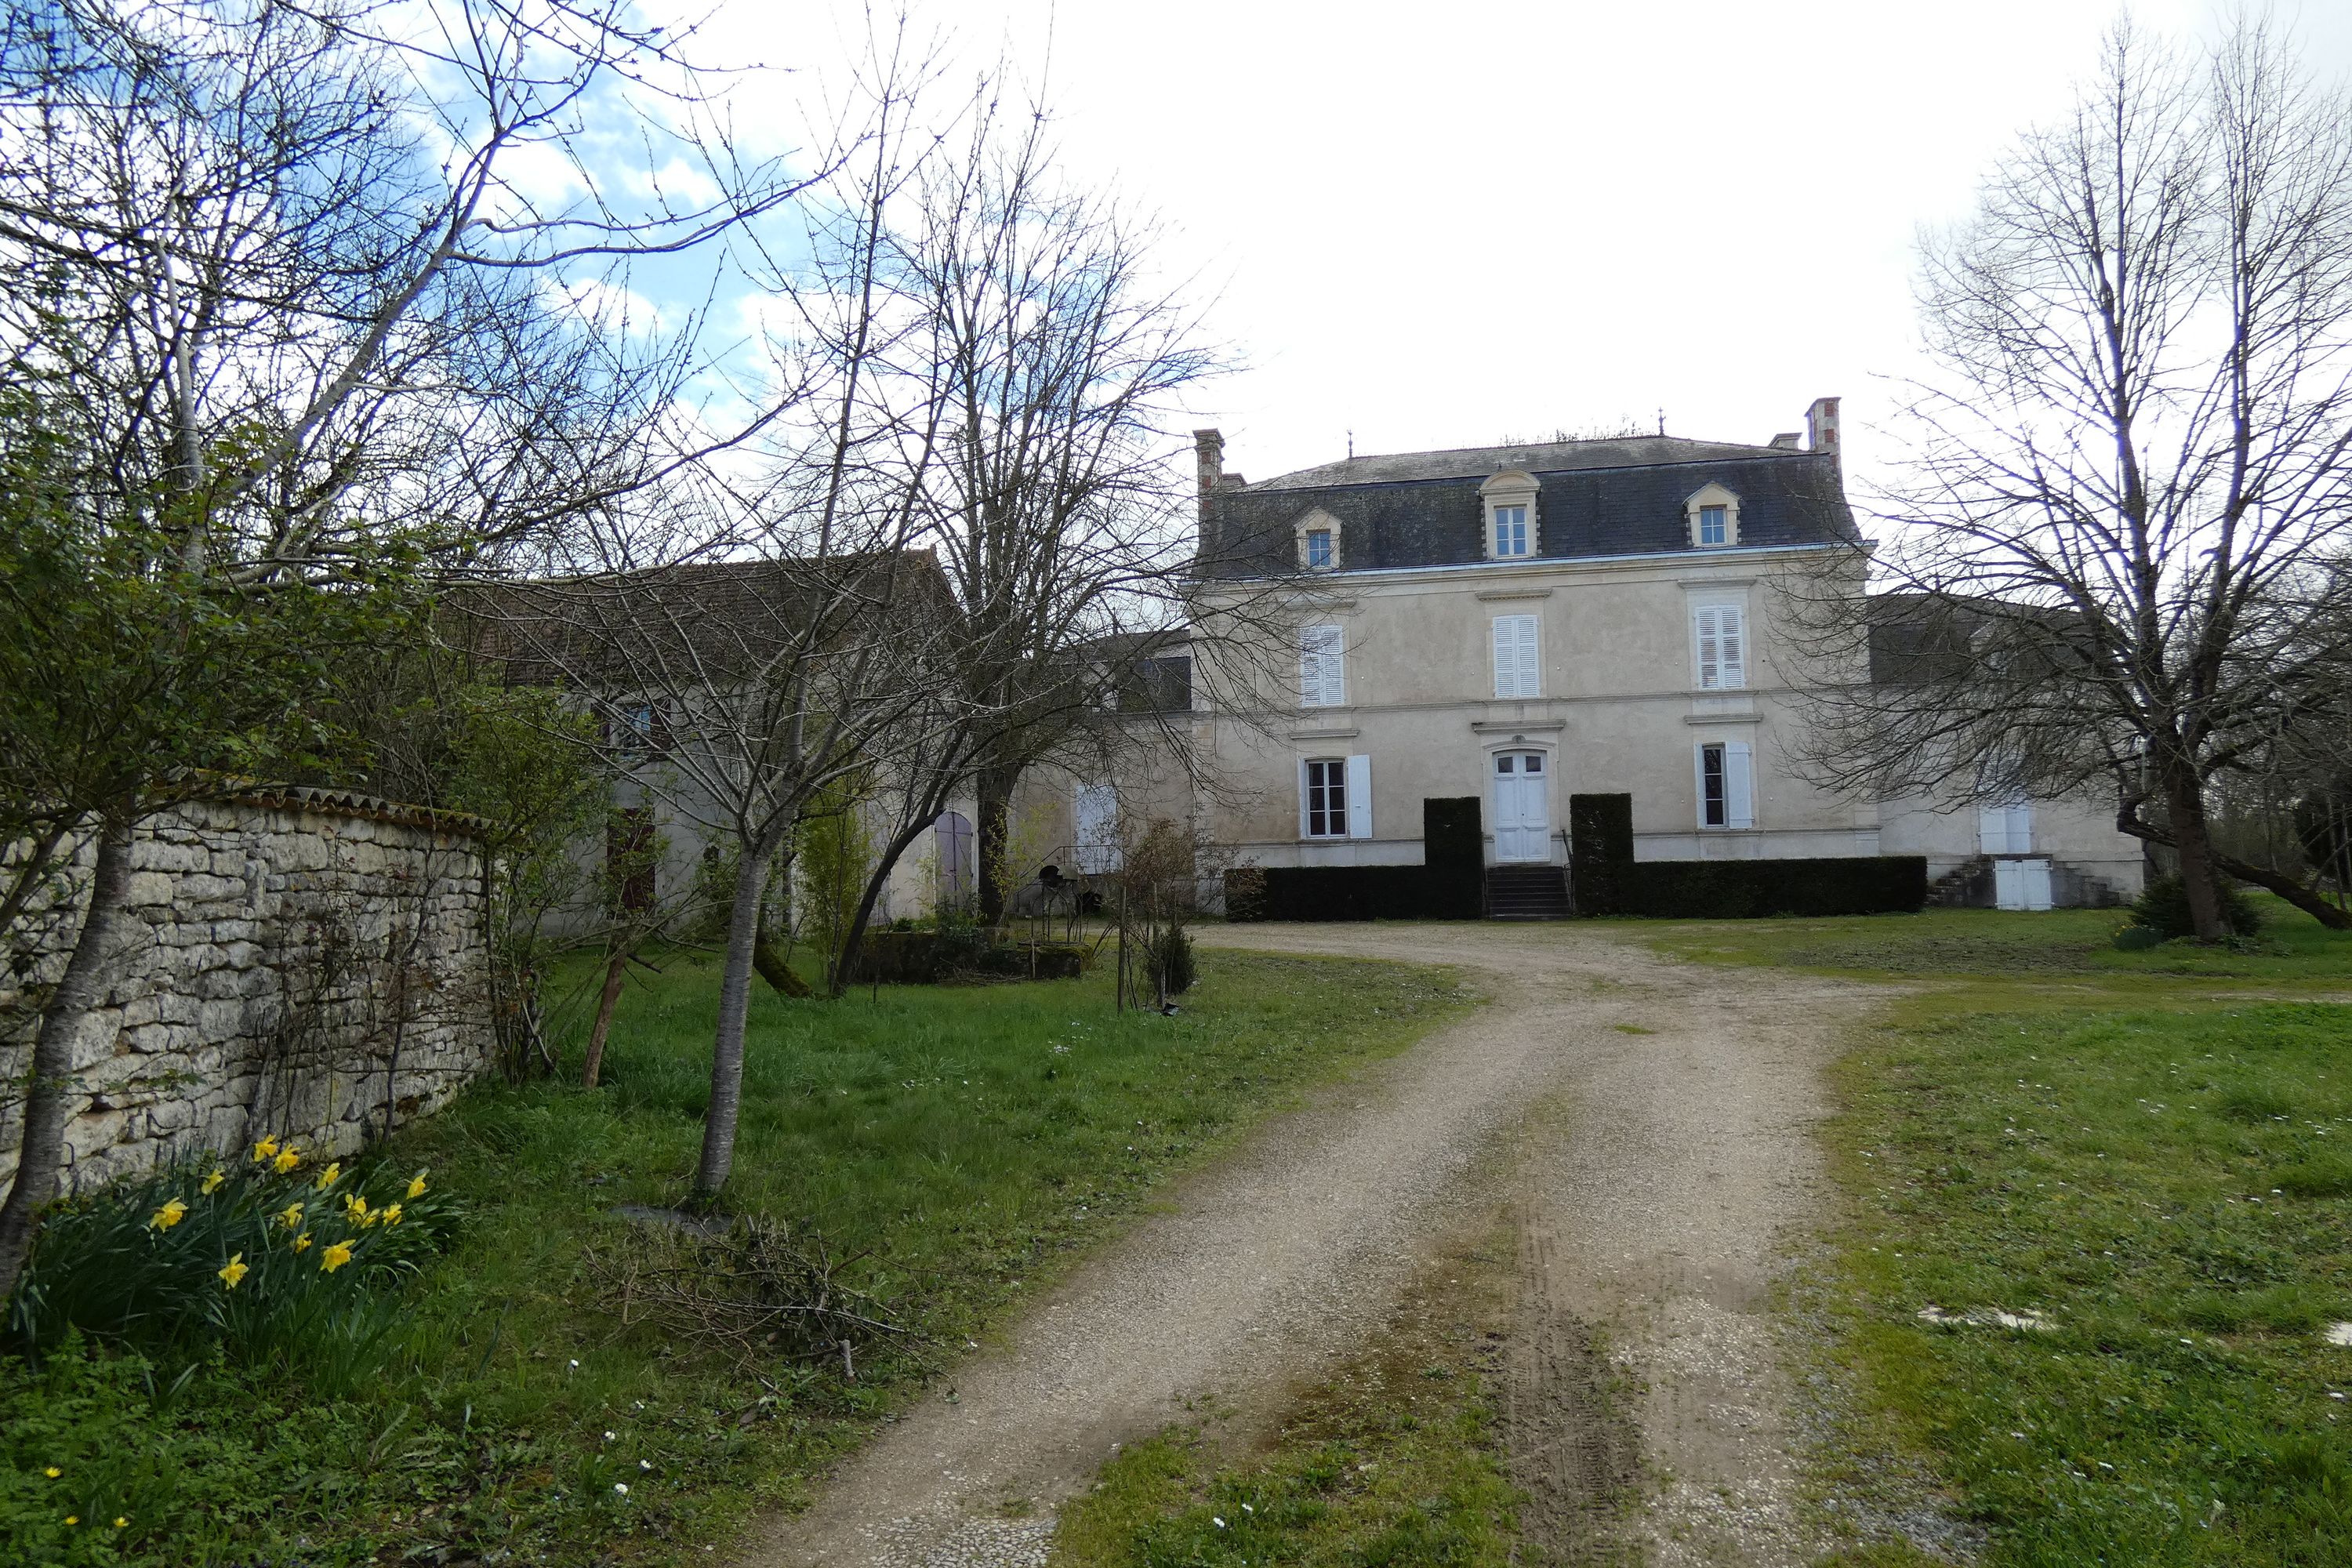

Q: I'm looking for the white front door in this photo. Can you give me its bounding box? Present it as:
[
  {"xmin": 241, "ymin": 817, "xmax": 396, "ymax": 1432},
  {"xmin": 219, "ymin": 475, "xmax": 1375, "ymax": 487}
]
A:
[{"xmin": 1492, "ymin": 751, "xmax": 1550, "ymax": 862}]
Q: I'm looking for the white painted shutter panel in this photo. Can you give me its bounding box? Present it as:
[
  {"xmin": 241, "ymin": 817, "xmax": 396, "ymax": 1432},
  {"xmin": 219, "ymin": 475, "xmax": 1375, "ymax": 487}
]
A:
[
  {"xmin": 1491, "ymin": 617, "xmax": 1515, "ymax": 698},
  {"xmin": 1694, "ymin": 608, "xmax": 1720, "ymax": 688},
  {"xmin": 1299, "ymin": 624, "xmax": 1345, "ymax": 706},
  {"xmin": 1977, "ymin": 805, "xmax": 2005, "ymax": 855},
  {"xmin": 2009, "ymin": 800, "xmax": 2035, "ymax": 854},
  {"xmin": 1515, "ymin": 615, "xmax": 1540, "ymax": 696},
  {"xmin": 1726, "ymin": 740, "xmax": 1755, "ymax": 829},
  {"xmin": 1347, "ymin": 754, "xmax": 1373, "ymax": 839},
  {"xmin": 1719, "ymin": 606, "xmax": 1746, "ymax": 689},
  {"xmin": 1298, "ymin": 758, "xmax": 1312, "ymax": 838}
]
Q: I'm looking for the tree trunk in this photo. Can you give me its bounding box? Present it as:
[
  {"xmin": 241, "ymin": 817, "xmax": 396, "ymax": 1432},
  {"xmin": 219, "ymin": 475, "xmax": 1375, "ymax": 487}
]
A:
[
  {"xmin": 753, "ymin": 931, "xmax": 812, "ymax": 997},
  {"xmin": 975, "ymin": 763, "xmax": 1018, "ymax": 925},
  {"xmin": 0, "ymin": 819, "xmax": 136, "ymax": 1303},
  {"xmin": 691, "ymin": 844, "xmax": 771, "ymax": 1203},
  {"xmin": 2157, "ymin": 748, "xmax": 2231, "ymax": 941},
  {"xmin": 582, "ymin": 947, "xmax": 628, "ymax": 1087},
  {"xmin": 826, "ymin": 816, "xmax": 938, "ymax": 1000},
  {"xmin": 2208, "ymin": 847, "xmax": 2352, "ymax": 931}
]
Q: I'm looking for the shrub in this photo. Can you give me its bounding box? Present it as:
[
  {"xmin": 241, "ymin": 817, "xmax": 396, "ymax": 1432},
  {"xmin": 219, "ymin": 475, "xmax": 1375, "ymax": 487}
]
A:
[
  {"xmin": 1148, "ymin": 924, "xmax": 1196, "ymax": 996},
  {"xmin": 8, "ymin": 1143, "xmax": 456, "ymax": 1380},
  {"xmin": 2129, "ymin": 873, "xmax": 2262, "ymax": 939}
]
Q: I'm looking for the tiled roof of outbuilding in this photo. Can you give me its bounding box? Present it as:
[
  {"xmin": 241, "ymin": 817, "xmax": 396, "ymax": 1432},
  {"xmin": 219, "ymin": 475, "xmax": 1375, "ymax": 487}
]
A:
[{"xmin": 1200, "ymin": 438, "xmax": 1857, "ymax": 579}]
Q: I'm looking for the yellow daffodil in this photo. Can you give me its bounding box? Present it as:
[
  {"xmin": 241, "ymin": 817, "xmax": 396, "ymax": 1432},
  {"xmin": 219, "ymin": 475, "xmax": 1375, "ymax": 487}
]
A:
[
  {"xmin": 276, "ymin": 1201, "xmax": 304, "ymax": 1229},
  {"xmin": 113, "ymin": 1517, "xmax": 127, "ymax": 1528},
  {"xmin": 273, "ymin": 1146, "xmax": 301, "ymax": 1174},
  {"xmin": 217, "ymin": 1253, "xmax": 249, "ymax": 1289},
  {"xmin": 44, "ymin": 1467, "xmax": 59, "ymax": 1479},
  {"xmin": 379, "ymin": 1202, "xmax": 402, "ymax": 1227},
  {"xmin": 252, "ymin": 1135, "xmax": 279, "ymax": 1163},
  {"xmin": 292, "ymin": 1232, "xmax": 313, "ymax": 1253},
  {"xmin": 148, "ymin": 1198, "xmax": 187, "ymax": 1231},
  {"xmin": 405, "ymin": 1169, "xmax": 428, "ymax": 1200},
  {"xmin": 342, "ymin": 1192, "xmax": 366, "ymax": 1217},
  {"xmin": 200, "ymin": 1168, "xmax": 226, "ymax": 1195},
  {"xmin": 64, "ymin": 1515, "xmax": 78, "ymax": 1526},
  {"xmin": 321, "ymin": 1240, "xmax": 354, "ymax": 1272},
  {"xmin": 314, "ymin": 1160, "xmax": 341, "ymax": 1191}
]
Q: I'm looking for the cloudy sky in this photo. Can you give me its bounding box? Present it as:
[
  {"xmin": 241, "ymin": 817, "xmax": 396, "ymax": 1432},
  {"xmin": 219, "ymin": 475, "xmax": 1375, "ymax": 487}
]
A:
[{"xmin": 682, "ymin": 1, "xmax": 2352, "ymax": 502}]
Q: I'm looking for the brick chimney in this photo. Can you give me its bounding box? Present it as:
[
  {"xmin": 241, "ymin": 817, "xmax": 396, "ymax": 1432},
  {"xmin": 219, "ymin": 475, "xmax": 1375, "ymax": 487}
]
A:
[
  {"xmin": 1193, "ymin": 428, "xmax": 1225, "ymax": 501},
  {"xmin": 1805, "ymin": 397, "xmax": 1841, "ymax": 459}
]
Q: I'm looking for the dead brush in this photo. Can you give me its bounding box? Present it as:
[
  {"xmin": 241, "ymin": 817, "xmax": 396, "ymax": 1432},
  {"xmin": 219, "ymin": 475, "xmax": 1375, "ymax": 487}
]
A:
[{"xmin": 586, "ymin": 1214, "xmax": 907, "ymax": 1377}]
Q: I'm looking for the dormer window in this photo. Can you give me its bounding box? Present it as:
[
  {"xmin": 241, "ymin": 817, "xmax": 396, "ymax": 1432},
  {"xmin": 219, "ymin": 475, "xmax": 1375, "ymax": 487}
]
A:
[
  {"xmin": 1683, "ymin": 482, "xmax": 1741, "ymax": 548},
  {"xmin": 1294, "ymin": 506, "xmax": 1342, "ymax": 571},
  {"xmin": 1479, "ymin": 470, "xmax": 1540, "ymax": 561}
]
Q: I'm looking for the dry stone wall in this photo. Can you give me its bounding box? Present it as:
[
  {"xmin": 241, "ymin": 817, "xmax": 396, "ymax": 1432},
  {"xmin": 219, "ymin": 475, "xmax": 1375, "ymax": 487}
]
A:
[{"xmin": 2, "ymin": 791, "xmax": 492, "ymax": 1192}]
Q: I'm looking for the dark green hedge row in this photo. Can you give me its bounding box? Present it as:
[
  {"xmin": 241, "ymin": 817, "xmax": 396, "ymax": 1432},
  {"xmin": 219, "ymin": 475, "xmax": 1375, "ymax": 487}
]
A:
[
  {"xmin": 854, "ymin": 931, "xmax": 1088, "ymax": 982},
  {"xmin": 1613, "ymin": 855, "xmax": 1927, "ymax": 918},
  {"xmin": 1568, "ymin": 793, "xmax": 1634, "ymax": 916},
  {"xmin": 1225, "ymin": 797, "xmax": 1484, "ymax": 921}
]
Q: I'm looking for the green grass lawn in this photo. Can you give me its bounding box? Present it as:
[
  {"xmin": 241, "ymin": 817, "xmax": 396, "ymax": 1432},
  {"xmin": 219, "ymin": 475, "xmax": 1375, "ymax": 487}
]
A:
[
  {"xmin": 1630, "ymin": 897, "xmax": 2352, "ymax": 1566},
  {"xmin": 1, "ymin": 946, "xmax": 1472, "ymax": 1567}
]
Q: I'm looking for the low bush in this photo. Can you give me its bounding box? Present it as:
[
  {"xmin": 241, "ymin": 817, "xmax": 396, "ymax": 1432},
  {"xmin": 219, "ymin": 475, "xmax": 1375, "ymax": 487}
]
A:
[
  {"xmin": 1147, "ymin": 924, "xmax": 1196, "ymax": 996},
  {"xmin": 9, "ymin": 1142, "xmax": 454, "ymax": 1384},
  {"xmin": 2129, "ymin": 872, "xmax": 2263, "ymax": 939}
]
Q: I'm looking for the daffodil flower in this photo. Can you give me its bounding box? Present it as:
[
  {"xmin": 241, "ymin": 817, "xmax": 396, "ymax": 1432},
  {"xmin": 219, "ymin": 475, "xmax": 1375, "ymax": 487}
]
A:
[
  {"xmin": 273, "ymin": 1146, "xmax": 301, "ymax": 1174},
  {"xmin": 314, "ymin": 1160, "xmax": 342, "ymax": 1191},
  {"xmin": 406, "ymin": 1169, "xmax": 429, "ymax": 1200},
  {"xmin": 217, "ymin": 1253, "xmax": 249, "ymax": 1289},
  {"xmin": 43, "ymin": 1467, "xmax": 59, "ymax": 1479},
  {"xmin": 321, "ymin": 1240, "xmax": 354, "ymax": 1272},
  {"xmin": 149, "ymin": 1198, "xmax": 187, "ymax": 1231},
  {"xmin": 380, "ymin": 1202, "xmax": 402, "ymax": 1226},
  {"xmin": 113, "ymin": 1517, "xmax": 127, "ymax": 1528},
  {"xmin": 64, "ymin": 1515, "xmax": 78, "ymax": 1526},
  {"xmin": 201, "ymin": 1168, "xmax": 226, "ymax": 1195},
  {"xmin": 252, "ymin": 1136, "xmax": 279, "ymax": 1163},
  {"xmin": 292, "ymin": 1232, "xmax": 313, "ymax": 1253},
  {"xmin": 276, "ymin": 1202, "xmax": 304, "ymax": 1229}
]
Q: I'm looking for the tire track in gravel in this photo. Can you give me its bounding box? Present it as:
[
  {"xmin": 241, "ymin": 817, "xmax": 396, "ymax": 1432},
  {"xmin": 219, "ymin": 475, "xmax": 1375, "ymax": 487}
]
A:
[{"xmin": 744, "ymin": 924, "xmax": 1872, "ymax": 1568}]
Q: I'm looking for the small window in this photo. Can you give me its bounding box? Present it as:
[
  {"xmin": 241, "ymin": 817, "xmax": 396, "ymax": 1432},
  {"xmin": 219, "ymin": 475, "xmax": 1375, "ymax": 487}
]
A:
[
  {"xmin": 1305, "ymin": 528, "xmax": 1333, "ymax": 568},
  {"xmin": 1492, "ymin": 505, "xmax": 1530, "ymax": 557},
  {"xmin": 1304, "ymin": 757, "xmax": 1349, "ymax": 837},
  {"xmin": 1299, "ymin": 624, "xmax": 1345, "ymax": 707},
  {"xmin": 1683, "ymin": 483, "xmax": 1741, "ymax": 547},
  {"xmin": 1698, "ymin": 505, "xmax": 1727, "ymax": 546},
  {"xmin": 1496, "ymin": 755, "xmax": 1514, "ymax": 775},
  {"xmin": 1699, "ymin": 743, "xmax": 1727, "ymax": 827}
]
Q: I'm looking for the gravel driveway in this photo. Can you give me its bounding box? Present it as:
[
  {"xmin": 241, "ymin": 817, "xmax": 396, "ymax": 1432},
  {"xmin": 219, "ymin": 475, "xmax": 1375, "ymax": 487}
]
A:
[{"xmin": 746, "ymin": 922, "xmax": 1872, "ymax": 1568}]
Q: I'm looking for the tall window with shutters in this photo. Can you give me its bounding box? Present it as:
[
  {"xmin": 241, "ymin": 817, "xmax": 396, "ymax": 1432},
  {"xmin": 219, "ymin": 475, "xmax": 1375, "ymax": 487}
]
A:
[
  {"xmin": 1695, "ymin": 739, "xmax": 1755, "ymax": 829},
  {"xmin": 1299, "ymin": 623, "xmax": 1345, "ymax": 707},
  {"xmin": 1491, "ymin": 613, "xmax": 1541, "ymax": 698},
  {"xmin": 1300, "ymin": 755, "xmax": 1373, "ymax": 839},
  {"xmin": 1693, "ymin": 604, "xmax": 1746, "ymax": 690}
]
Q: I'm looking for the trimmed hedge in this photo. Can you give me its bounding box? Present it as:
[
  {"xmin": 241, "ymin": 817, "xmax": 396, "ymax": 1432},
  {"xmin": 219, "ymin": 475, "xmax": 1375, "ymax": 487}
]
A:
[
  {"xmin": 854, "ymin": 930, "xmax": 1088, "ymax": 982},
  {"xmin": 1613, "ymin": 855, "xmax": 1927, "ymax": 918},
  {"xmin": 1225, "ymin": 797, "xmax": 1486, "ymax": 921},
  {"xmin": 1568, "ymin": 793, "xmax": 1633, "ymax": 916}
]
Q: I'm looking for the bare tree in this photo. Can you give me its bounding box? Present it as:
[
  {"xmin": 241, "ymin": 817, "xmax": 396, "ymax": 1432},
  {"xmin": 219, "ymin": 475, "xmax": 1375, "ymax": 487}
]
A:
[
  {"xmin": 1788, "ymin": 16, "xmax": 2352, "ymax": 936},
  {"xmin": 0, "ymin": 0, "xmax": 809, "ymax": 1294}
]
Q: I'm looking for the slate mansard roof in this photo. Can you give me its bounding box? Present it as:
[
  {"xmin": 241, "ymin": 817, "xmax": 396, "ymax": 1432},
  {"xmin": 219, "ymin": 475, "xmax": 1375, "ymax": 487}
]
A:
[{"xmin": 1197, "ymin": 432, "xmax": 1860, "ymax": 579}]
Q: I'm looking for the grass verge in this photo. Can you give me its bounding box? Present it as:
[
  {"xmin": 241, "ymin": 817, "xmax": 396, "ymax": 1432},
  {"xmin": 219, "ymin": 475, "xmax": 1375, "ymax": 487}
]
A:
[
  {"xmin": 1051, "ymin": 1225, "xmax": 1518, "ymax": 1568},
  {"xmin": 2, "ymin": 946, "xmax": 1473, "ymax": 1566},
  {"xmin": 1631, "ymin": 898, "xmax": 2352, "ymax": 1566}
]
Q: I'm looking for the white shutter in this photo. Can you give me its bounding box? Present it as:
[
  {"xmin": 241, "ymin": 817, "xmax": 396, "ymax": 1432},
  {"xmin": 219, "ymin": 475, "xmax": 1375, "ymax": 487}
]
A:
[
  {"xmin": 1719, "ymin": 606, "xmax": 1746, "ymax": 689},
  {"xmin": 2009, "ymin": 800, "xmax": 2034, "ymax": 854},
  {"xmin": 1298, "ymin": 758, "xmax": 1314, "ymax": 838},
  {"xmin": 1694, "ymin": 607, "xmax": 1721, "ymax": 689},
  {"xmin": 1346, "ymin": 754, "xmax": 1373, "ymax": 839},
  {"xmin": 1976, "ymin": 804, "xmax": 2005, "ymax": 855},
  {"xmin": 1298, "ymin": 624, "xmax": 1345, "ymax": 706},
  {"xmin": 1492, "ymin": 614, "xmax": 1539, "ymax": 698},
  {"xmin": 1726, "ymin": 740, "xmax": 1755, "ymax": 829}
]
